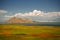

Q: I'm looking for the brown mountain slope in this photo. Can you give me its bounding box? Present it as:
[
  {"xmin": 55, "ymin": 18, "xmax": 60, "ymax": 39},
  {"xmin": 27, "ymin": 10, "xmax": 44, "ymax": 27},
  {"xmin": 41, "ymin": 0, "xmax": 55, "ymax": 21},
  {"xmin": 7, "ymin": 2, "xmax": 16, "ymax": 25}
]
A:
[{"xmin": 7, "ymin": 17, "xmax": 34, "ymax": 23}]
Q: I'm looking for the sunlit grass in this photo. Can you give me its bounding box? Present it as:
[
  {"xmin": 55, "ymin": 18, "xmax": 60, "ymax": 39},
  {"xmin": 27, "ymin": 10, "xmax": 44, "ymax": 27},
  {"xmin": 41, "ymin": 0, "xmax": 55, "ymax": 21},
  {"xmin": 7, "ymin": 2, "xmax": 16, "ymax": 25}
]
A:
[{"xmin": 0, "ymin": 24, "xmax": 60, "ymax": 40}]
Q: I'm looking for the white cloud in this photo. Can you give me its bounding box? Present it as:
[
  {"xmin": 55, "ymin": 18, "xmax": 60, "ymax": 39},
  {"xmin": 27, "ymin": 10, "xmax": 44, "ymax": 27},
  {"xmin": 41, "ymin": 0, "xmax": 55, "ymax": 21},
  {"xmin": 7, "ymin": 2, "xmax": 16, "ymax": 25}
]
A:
[
  {"xmin": 4, "ymin": 10, "xmax": 60, "ymax": 19},
  {"xmin": 13, "ymin": 10, "xmax": 44, "ymax": 17},
  {"xmin": 0, "ymin": 10, "xmax": 8, "ymax": 14},
  {"xmin": 45, "ymin": 12, "xmax": 60, "ymax": 17}
]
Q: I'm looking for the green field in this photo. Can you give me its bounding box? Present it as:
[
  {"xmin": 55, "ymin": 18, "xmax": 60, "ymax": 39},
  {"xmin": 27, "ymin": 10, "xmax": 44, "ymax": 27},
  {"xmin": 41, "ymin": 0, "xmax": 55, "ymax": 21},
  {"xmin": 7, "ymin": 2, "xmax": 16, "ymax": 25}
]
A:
[{"xmin": 0, "ymin": 24, "xmax": 60, "ymax": 40}]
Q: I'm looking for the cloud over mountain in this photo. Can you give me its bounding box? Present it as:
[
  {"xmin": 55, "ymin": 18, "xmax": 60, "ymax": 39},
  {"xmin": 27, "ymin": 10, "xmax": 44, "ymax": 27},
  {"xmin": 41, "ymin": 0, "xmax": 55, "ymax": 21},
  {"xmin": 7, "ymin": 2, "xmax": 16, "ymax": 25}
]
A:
[
  {"xmin": 4, "ymin": 10, "xmax": 60, "ymax": 22},
  {"xmin": 4, "ymin": 10, "xmax": 60, "ymax": 17}
]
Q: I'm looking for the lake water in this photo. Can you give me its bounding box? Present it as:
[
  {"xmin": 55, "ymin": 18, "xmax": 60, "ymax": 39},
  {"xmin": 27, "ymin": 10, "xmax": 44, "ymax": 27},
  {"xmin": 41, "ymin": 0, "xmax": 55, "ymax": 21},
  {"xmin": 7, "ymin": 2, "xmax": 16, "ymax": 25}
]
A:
[
  {"xmin": 0, "ymin": 22, "xmax": 60, "ymax": 26},
  {"xmin": 22, "ymin": 22, "xmax": 60, "ymax": 26}
]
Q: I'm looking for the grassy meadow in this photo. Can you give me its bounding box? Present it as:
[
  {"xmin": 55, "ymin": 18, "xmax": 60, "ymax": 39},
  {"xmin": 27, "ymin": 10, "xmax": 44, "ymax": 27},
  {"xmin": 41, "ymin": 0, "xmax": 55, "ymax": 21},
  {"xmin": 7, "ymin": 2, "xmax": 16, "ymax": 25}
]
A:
[{"xmin": 0, "ymin": 24, "xmax": 60, "ymax": 40}]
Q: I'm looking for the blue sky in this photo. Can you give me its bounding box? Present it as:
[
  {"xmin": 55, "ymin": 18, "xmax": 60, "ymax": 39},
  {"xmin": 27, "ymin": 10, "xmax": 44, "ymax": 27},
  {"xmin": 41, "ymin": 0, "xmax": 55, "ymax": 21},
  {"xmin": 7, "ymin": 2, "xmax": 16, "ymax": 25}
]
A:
[
  {"xmin": 0, "ymin": 0, "xmax": 60, "ymax": 22},
  {"xmin": 0, "ymin": 0, "xmax": 60, "ymax": 12}
]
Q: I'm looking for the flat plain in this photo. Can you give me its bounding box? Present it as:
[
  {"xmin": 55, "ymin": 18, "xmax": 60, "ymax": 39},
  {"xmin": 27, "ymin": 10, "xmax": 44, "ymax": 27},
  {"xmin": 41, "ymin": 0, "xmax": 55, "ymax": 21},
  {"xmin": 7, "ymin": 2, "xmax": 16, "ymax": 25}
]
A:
[{"xmin": 0, "ymin": 24, "xmax": 60, "ymax": 40}]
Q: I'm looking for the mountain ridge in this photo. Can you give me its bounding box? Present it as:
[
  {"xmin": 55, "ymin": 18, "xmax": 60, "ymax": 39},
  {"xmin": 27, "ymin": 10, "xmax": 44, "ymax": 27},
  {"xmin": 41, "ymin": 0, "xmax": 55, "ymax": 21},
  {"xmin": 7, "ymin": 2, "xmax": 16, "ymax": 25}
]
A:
[{"xmin": 7, "ymin": 17, "xmax": 36, "ymax": 23}]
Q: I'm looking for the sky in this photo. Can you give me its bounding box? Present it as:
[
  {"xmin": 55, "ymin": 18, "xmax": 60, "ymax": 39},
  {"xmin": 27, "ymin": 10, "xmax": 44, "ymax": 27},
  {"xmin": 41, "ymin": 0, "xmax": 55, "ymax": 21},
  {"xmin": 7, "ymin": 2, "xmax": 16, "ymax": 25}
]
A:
[{"xmin": 0, "ymin": 0, "xmax": 60, "ymax": 22}]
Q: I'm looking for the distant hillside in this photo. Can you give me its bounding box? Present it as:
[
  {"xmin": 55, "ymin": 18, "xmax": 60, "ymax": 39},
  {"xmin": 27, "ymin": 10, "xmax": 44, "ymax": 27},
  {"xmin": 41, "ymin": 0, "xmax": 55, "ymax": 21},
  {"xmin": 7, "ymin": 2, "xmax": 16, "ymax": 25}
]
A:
[{"xmin": 7, "ymin": 17, "xmax": 37, "ymax": 23}]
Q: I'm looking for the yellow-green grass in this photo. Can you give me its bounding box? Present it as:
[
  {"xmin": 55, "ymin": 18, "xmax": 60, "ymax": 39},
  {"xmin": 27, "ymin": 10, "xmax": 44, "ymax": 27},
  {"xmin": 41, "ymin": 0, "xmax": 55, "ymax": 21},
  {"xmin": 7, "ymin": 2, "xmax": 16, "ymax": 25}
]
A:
[{"xmin": 0, "ymin": 24, "xmax": 60, "ymax": 40}]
